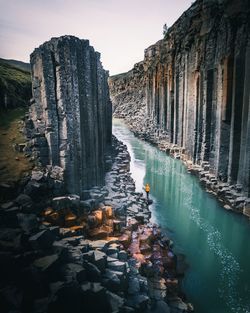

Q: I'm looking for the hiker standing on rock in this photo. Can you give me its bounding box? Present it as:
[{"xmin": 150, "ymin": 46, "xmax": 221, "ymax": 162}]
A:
[{"xmin": 145, "ymin": 183, "xmax": 150, "ymax": 200}]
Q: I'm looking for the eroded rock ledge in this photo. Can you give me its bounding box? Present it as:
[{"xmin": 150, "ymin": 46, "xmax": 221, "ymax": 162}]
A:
[
  {"xmin": 109, "ymin": 0, "xmax": 250, "ymax": 215},
  {"xmin": 28, "ymin": 35, "xmax": 112, "ymax": 197}
]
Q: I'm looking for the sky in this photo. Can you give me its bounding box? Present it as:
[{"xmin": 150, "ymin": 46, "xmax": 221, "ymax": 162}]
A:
[{"xmin": 0, "ymin": 0, "xmax": 192, "ymax": 75}]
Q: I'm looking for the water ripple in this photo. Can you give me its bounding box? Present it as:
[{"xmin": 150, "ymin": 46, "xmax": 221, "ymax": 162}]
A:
[{"xmin": 183, "ymin": 188, "xmax": 250, "ymax": 313}]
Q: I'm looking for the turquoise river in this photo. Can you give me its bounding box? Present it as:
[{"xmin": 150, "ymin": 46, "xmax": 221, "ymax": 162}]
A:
[{"xmin": 113, "ymin": 119, "xmax": 250, "ymax": 313}]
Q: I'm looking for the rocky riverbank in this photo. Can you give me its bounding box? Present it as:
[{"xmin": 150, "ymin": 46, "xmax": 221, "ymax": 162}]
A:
[
  {"xmin": 0, "ymin": 133, "xmax": 193, "ymax": 313},
  {"xmin": 112, "ymin": 116, "xmax": 250, "ymax": 219}
]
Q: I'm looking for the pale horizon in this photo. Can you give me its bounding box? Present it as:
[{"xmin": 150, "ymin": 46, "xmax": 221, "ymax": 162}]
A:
[{"xmin": 0, "ymin": 0, "xmax": 192, "ymax": 75}]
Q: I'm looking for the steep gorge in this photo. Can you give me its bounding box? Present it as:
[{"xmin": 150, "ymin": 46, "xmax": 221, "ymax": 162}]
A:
[{"xmin": 109, "ymin": 0, "xmax": 250, "ymax": 210}]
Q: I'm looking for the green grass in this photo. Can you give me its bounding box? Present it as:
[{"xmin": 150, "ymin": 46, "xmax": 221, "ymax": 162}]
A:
[
  {"xmin": 0, "ymin": 62, "xmax": 30, "ymax": 83},
  {"xmin": 0, "ymin": 60, "xmax": 32, "ymax": 109},
  {"xmin": 0, "ymin": 107, "xmax": 33, "ymax": 184},
  {"xmin": 0, "ymin": 107, "xmax": 27, "ymax": 128},
  {"xmin": 0, "ymin": 58, "xmax": 30, "ymax": 72}
]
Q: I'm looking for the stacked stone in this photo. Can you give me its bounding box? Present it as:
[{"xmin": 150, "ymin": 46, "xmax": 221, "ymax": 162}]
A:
[
  {"xmin": 30, "ymin": 36, "xmax": 112, "ymax": 198},
  {"xmin": 109, "ymin": 0, "xmax": 250, "ymax": 198},
  {"xmin": 0, "ymin": 135, "xmax": 191, "ymax": 313}
]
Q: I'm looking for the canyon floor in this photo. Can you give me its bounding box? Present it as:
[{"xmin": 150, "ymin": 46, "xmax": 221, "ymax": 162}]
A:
[{"xmin": 0, "ymin": 112, "xmax": 191, "ymax": 313}]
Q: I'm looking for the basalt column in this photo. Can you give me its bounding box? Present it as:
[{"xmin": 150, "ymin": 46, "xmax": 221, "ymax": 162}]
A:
[
  {"xmin": 30, "ymin": 36, "xmax": 112, "ymax": 197},
  {"xmin": 110, "ymin": 0, "xmax": 250, "ymax": 198}
]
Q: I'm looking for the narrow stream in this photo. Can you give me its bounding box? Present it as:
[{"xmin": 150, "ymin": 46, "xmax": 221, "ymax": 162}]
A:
[{"xmin": 113, "ymin": 118, "xmax": 250, "ymax": 313}]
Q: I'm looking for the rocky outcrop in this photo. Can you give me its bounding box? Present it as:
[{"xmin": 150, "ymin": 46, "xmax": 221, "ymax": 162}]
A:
[
  {"xmin": 29, "ymin": 36, "xmax": 112, "ymax": 197},
  {"xmin": 109, "ymin": 0, "xmax": 250, "ymax": 203},
  {"xmin": 109, "ymin": 62, "xmax": 146, "ymax": 122}
]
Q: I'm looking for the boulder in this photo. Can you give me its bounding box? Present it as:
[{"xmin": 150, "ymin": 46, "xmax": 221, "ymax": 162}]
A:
[
  {"xmin": 0, "ymin": 183, "xmax": 15, "ymax": 200},
  {"xmin": 15, "ymin": 194, "xmax": 33, "ymax": 212},
  {"xmin": 17, "ymin": 213, "xmax": 38, "ymax": 234},
  {"xmin": 88, "ymin": 227, "xmax": 109, "ymax": 240},
  {"xmin": 52, "ymin": 195, "xmax": 80, "ymax": 210},
  {"xmin": 31, "ymin": 170, "xmax": 44, "ymax": 182},
  {"xmin": 151, "ymin": 300, "xmax": 170, "ymax": 313},
  {"xmin": 2, "ymin": 207, "xmax": 20, "ymax": 227},
  {"xmin": 83, "ymin": 261, "xmax": 102, "ymax": 282},
  {"xmin": 81, "ymin": 282, "xmax": 109, "ymax": 313},
  {"xmin": 29, "ymin": 229, "xmax": 55, "ymax": 250},
  {"xmin": 108, "ymin": 260, "xmax": 127, "ymax": 274},
  {"xmin": 126, "ymin": 294, "xmax": 149, "ymax": 310},
  {"xmin": 1, "ymin": 201, "xmax": 14, "ymax": 210},
  {"xmin": 107, "ymin": 245, "xmax": 119, "ymax": 257},
  {"xmin": 168, "ymin": 298, "xmax": 188, "ymax": 311},
  {"xmin": 0, "ymin": 285, "xmax": 23, "ymax": 312},
  {"xmin": 61, "ymin": 263, "xmax": 86, "ymax": 283},
  {"xmin": 49, "ymin": 166, "xmax": 64, "ymax": 181},
  {"xmin": 82, "ymin": 251, "xmax": 95, "ymax": 262},
  {"xmin": 88, "ymin": 240, "xmax": 109, "ymax": 252},
  {"xmin": 102, "ymin": 269, "xmax": 121, "ymax": 292},
  {"xmin": 24, "ymin": 180, "xmax": 48, "ymax": 200},
  {"xmin": 33, "ymin": 254, "xmax": 59, "ymax": 273},
  {"xmin": 62, "ymin": 236, "xmax": 81, "ymax": 247},
  {"xmin": 0, "ymin": 228, "xmax": 22, "ymax": 252},
  {"xmin": 52, "ymin": 240, "xmax": 70, "ymax": 258},
  {"xmin": 118, "ymin": 250, "xmax": 128, "ymax": 262},
  {"xmin": 47, "ymin": 282, "xmax": 83, "ymax": 313},
  {"xmin": 107, "ymin": 290, "xmax": 124, "ymax": 312},
  {"xmin": 33, "ymin": 297, "xmax": 49, "ymax": 313},
  {"xmin": 68, "ymin": 247, "xmax": 83, "ymax": 264},
  {"xmin": 128, "ymin": 277, "xmax": 140, "ymax": 294},
  {"xmin": 93, "ymin": 250, "xmax": 107, "ymax": 272}
]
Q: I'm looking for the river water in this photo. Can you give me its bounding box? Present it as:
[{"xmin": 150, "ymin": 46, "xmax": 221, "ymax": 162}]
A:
[{"xmin": 113, "ymin": 119, "xmax": 250, "ymax": 313}]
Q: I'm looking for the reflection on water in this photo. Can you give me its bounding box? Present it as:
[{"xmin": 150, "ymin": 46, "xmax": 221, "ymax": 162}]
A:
[{"xmin": 113, "ymin": 119, "xmax": 250, "ymax": 313}]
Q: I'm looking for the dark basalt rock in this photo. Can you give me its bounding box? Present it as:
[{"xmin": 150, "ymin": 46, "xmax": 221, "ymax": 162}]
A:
[
  {"xmin": 29, "ymin": 35, "xmax": 112, "ymax": 198},
  {"xmin": 109, "ymin": 0, "xmax": 250, "ymax": 209}
]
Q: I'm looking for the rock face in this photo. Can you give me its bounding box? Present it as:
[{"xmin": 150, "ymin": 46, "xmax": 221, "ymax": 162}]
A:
[
  {"xmin": 30, "ymin": 36, "xmax": 112, "ymax": 197},
  {"xmin": 109, "ymin": 0, "xmax": 250, "ymax": 197}
]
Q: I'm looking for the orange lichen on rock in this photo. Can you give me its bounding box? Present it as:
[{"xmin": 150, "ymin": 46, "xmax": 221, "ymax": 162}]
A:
[
  {"xmin": 65, "ymin": 211, "xmax": 77, "ymax": 227},
  {"xmin": 46, "ymin": 212, "xmax": 62, "ymax": 226},
  {"xmin": 133, "ymin": 253, "xmax": 146, "ymax": 265},
  {"xmin": 104, "ymin": 206, "xmax": 113, "ymax": 219},
  {"xmin": 42, "ymin": 207, "xmax": 54, "ymax": 216},
  {"xmin": 118, "ymin": 231, "xmax": 131, "ymax": 249},
  {"xmin": 88, "ymin": 225, "xmax": 113, "ymax": 240},
  {"xmin": 93, "ymin": 210, "xmax": 103, "ymax": 224}
]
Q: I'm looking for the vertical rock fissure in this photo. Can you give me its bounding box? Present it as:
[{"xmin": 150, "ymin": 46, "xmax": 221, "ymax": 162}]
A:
[
  {"xmin": 50, "ymin": 51, "xmax": 60, "ymax": 168},
  {"xmin": 193, "ymin": 75, "xmax": 200, "ymax": 162},
  {"xmin": 228, "ymin": 50, "xmax": 246, "ymax": 183}
]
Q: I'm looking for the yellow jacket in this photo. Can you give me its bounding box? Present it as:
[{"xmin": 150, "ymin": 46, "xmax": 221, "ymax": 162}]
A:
[{"xmin": 145, "ymin": 184, "xmax": 150, "ymax": 192}]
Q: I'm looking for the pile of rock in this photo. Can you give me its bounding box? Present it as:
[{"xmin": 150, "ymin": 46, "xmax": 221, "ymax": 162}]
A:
[
  {"xmin": 0, "ymin": 136, "xmax": 192, "ymax": 313},
  {"xmin": 183, "ymin": 160, "xmax": 250, "ymax": 214}
]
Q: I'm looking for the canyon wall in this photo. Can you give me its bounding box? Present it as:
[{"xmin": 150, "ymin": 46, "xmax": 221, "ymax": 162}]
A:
[
  {"xmin": 30, "ymin": 36, "xmax": 112, "ymax": 197},
  {"xmin": 109, "ymin": 0, "xmax": 250, "ymax": 198}
]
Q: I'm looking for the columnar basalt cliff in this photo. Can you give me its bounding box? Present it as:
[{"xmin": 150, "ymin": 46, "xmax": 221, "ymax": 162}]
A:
[
  {"xmin": 109, "ymin": 0, "xmax": 250, "ymax": 209},
  {"xmin": 30, "ymin": 36, "xmax": 112, "ymax": 197}
]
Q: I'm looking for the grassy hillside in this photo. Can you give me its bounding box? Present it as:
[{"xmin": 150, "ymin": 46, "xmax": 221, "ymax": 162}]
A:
[
  {"xmin": 0, "ymin": 107, "xmax": 33, "ymax": 187},
  {"xmin": 0, "ymin": 58, "xmax": 30, "ymax": 72},
  {"xmin": 0, "ymin": 59, "xmax": 32, "ymax": 110}
]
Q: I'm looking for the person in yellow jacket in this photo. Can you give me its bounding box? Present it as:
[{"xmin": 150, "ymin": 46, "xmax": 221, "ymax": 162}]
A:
[{"xmin": 145, "ymin": 183, "xmax": 150, "ymax": 200}]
